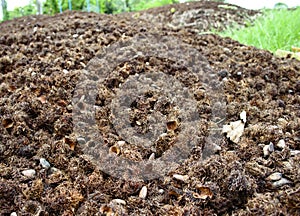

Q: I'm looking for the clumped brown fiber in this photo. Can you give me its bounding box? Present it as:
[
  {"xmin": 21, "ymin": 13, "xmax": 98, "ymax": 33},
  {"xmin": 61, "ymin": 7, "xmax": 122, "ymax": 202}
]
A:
[{"xmin": 0, "ymin": 1, "xmax": 299, "ymax": 215}]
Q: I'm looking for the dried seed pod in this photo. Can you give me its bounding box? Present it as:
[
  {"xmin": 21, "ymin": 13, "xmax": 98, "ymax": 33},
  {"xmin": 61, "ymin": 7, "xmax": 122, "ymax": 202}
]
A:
[
  {"xmin": 139, "ymin": 186, "xmax": 147, "ymax": 199},
  {"xmin": 64, "ymin": 137, "xmax": 76, "ymax": 151},
  {"xmin": 173, "ymin": 174, "xmax": 189, "ymax": 182},
  {"xmin": 266, "ymin": 172, "xmax": 282, "ymax": 181},
  {"xmin": 37, "ymin": 95, "xmax": 47, "ymax": 103},
  {"xmin": 167, "ymin": 120, "xmax": 178, "ymax": 131},
  {"xmin": 192, "ymin": 192, "xmax": 202, "ymax": 199},
  {"xmin": 2, "ymin": 118, "xmax": 14, "ymax": 129},
  {"xmin": 168, "ymin": 189, "xmax": 181, "ymax": 199},
  {"xmin": 109, "ymin": 145, "xmax": 120, "ymax": 155},
  {"xmin": 100, "ymin": 206, "xmax": 113, "ymax": 215},
  {"xmin": 195, "ymin": 185, "xmax": 213, "ymax": 199}
]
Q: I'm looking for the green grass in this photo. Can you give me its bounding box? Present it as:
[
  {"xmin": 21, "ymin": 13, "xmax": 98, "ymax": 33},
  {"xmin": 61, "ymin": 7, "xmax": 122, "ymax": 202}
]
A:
[{"xmin": 218, "ymin": 7, "xmax": 300, "ymax": 53}]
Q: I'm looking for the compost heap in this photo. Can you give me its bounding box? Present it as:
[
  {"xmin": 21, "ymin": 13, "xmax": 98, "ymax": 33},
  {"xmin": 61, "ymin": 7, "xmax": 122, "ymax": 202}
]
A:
[{"xmin": 0, "ymin": 1, "xmax": 299, "ymax": 215}]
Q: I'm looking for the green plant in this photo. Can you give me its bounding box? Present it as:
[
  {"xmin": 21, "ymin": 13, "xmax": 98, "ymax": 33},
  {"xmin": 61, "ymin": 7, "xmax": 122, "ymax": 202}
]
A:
[{"xmin": 218, "ymin": 7, "xmax": 300, "ymax": 52}]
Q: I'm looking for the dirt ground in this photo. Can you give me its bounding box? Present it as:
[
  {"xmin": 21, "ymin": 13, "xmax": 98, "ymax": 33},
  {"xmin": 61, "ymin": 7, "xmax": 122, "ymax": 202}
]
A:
[{"xmin": 0, "ymin": 1, "xmax": 299, "ymax": 215}]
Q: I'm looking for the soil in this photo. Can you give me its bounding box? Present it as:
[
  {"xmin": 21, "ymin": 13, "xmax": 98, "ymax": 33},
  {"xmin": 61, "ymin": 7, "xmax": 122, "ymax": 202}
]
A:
[{"xmin": 0, "ymin": 1, "xmax": 300, "ymax": 215}]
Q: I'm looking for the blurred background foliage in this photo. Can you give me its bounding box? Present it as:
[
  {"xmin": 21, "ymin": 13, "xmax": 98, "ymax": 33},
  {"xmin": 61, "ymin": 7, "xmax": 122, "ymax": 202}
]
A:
[{"xmin": 0, "ymin": 0, "xmax": 180, "ymax": 21}]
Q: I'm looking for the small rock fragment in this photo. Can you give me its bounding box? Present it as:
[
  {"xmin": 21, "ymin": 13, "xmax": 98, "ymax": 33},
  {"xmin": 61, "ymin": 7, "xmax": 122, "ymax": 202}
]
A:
[
  {"xmin": 158, "ymin": 189, "xmax": 164, "ymax": 194},
  {"xmin": 117, "ymin": 140, "xmax": 126, "ymax": 146},
  {"xmin": 149, "ymin": 153, "xmax": 155, "ymax": 160},
  {"xmin": 290, "ymin": 150, "xmax": 300, "ymax": 156},
  {"xmin": 49, "ymin": 167, "xmax": 60, "ymax": 175},
  {"xmin": 272, "ymin": 178, "xmax": 292, "ymax": 188},
  {"xmin": 77, "ymin": 137, "xmax": 86, "ymax": 145},
  {"xmin": 263, "ymin": 142, "xmax": 274, "ymax": 157},
  {"xmin": 282, "ymin": 161, "xmax": 293, "ymax": 170},
  {"xmin": 266, "ymin": 172, "xmax": 282, "ymax": 181},
  {"xmin": 173, "ymin": 174, "xmax": 189, "ymax": 182},
  {"xmin": 40, "ymin": 158, "xmax": 51, "ymax": 169},
  {"xmin": 139, "ymin": 186, "xmax": 147, "ymax": 199},
  {"xmin": 269, "ymin": 142, "xmax": 274, "ymax": 152},
  {"xmin": 22, "ymin": 169, "xmax": 36, "ymax": 178},
  {"xmin": 240, "ymin": 110, "xmax": 247, "ymax": 123},
  {"xmin": 111, "ymin": 199, "xmax": 126, "ymax": 205},
  {"xmin": 10, "ymin": 212, "xmax": 17, "ymax": 216},
  {"xmin": 277, "ymin": 139, "xmax": 286, "ymax": 149},
  {"xmin": 218, "ymin": 70, "xmax": 228, "ymax": 78},
  {"xmin": 277, "ymin": 118, "xmax": 288, "ymax": 128}
]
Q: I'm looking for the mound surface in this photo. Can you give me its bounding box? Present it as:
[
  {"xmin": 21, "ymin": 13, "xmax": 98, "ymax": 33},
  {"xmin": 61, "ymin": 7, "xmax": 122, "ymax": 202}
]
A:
[{"xmin": 0, "ymin": 1, "xmax": 299, "ymax": 215}]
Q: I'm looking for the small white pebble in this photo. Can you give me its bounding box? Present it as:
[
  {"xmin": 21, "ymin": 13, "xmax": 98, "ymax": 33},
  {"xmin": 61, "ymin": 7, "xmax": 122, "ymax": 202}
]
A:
[
  {"xmin": 290, "ymin": 150, "xmax": 300, "ymax": 156},
  {"xmin": 240, "ymin": 110, "xmax": 247, "ymax": 123},
  {"xmin": 63, "ymin": 69, "xmax": 69, "ymax": 74},
  {"xmin": 80, "ymin": 62, "xmax": 86, "ymax": 68},
  {"xmin": 266, "ymin": 172, "xmax": 282, "ymax": 181},
  {"xmin": 139, "ymin": 186, "xmax": 147, "ymax": 199},
  {"xmin": 149, "ymin": 153, "xmax": 155, "ymax": 161},
  {"xmin": 263, "ymin": 145, "xmax": 270, "ymax": 157},
  {"xmin": 10, "ymin": 212, "xmax": 17, "ymax": 216},
  {"xmin": 272, "ymin": 178, "xmax": 291, "ymax": 188},
  {"xmin": 33, "ymin": 27, "xmax": 38, "ymax": 33},
  {"xmin": 111, "ymin": 199, "xmax": 126, "ymax": 205},
  {"xmin": 268, "ymin": 142, "xmax": 274, "ymax": 152},
  {"xmin": 73, "ymin": 34, "xmax": 79, "ymax": 38},
  {"xmin": 282, "ymin": 161, "xmax": 293, "ymax": 170},
  {"xmin": 22, "ymin": 169, "xmax": 36, "ymax": 178},
  {"xmin": 222, "ymin": 77, "xmax": 228, "ymax": 82},
  {"xmin": 158, "ymin": 189, "xmax": 164, "ymax": 194},
  {"xmin": 40, "ymin": 158, "xmax": 51, "ymax": 169},
  {"xmin": 277, "ymin": 139, "xmax": 286, "ymax": 149},
  {"xmin": 77, "ymin": 137, "xmax": 86, "ymax": 144},
  {"xmin": 173, "ymin": 174, "xmax": 189, "ymax": 182},
  {"xmin": 117, "ymin": 141, "xmax": 126, "ymax": 146}
]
